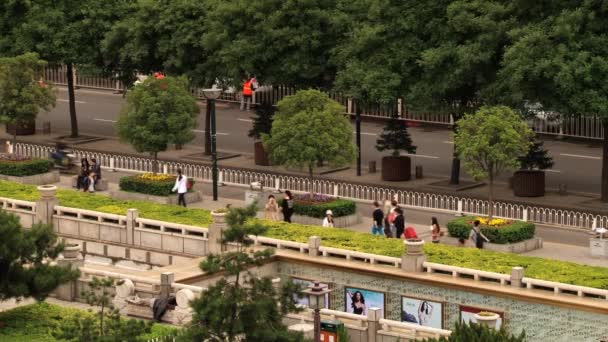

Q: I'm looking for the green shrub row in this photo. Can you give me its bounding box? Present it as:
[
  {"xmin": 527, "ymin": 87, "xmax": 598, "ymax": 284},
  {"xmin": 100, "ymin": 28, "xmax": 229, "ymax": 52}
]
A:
[
  {"xmin": 0, "ymin": 158, "xmax": 52, "ymax": 176},
  {"xmin": 278, "ymin": 198, "xmax": 356, "ymax": 218},
  {"xmin": 0, "ymin": 180, "xmax": 211, "ymax": 227},
  {"xmin": 0, "ymin": 302, "xmax": 176, "ymax": 342},
  {"xmin": 257, "ymin": 219, "xmax": 608, "ymax": 290},
  {"xmin": 447, "ymin": 216, "xmax": 536, "ymax": 244},
  {"xmin": 119, "ymin": 175, "xmax": 195, "ymax": 196}
]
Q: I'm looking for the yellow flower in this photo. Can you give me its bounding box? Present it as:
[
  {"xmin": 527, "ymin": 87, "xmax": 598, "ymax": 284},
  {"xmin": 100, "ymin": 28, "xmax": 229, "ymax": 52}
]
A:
[
  {"xmin": 138, "ymin": 173, "xmax": 174, "ymax": 182},
  {"xmin": 475, "ymin": 217, "xmax": 510, "ymax": 227}
]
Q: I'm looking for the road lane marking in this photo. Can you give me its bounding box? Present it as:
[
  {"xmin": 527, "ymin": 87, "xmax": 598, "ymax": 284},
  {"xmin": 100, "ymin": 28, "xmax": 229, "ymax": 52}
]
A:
[
  {"xmin": 442, "ymin": 141, "xmax": 454, "ymax": 144},
  {"xmin": 192, "ymin": 129, "xmax": 229, "ymax": 136},
  {"xmin": 402, "ymin": 153, "xmax": 439, "ymax": 159},
  {"xmin": 58, "ymin": 99, "xmax": 86, "ymax": 104},
  {"xmin": 544, "ymin": 169, "xmax": 561, "ymax": 173},
  {"xmin": 93, "ymin": 118, "xmax": 116, "ymax": 123},
  {"xmin": 352, "ymin": 131, "xmax": 377, "ymax": 136},
  {"xmin": 559, "ymin": 153, "xmax": 600, "ymax": 160},
  {"xmin": 237, "ymin": 118, "xmax": 253, "ymax": 123}
]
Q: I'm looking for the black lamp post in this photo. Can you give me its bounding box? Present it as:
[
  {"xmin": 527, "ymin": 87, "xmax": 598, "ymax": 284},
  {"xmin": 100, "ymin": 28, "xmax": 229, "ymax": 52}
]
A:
[
  {"xmin": 302, "ymin": 281, "xmax": 332, "ymax": 342},
  {"xmin": 202, "ymin": 87, "xmax": 222, "ymax": 201}
]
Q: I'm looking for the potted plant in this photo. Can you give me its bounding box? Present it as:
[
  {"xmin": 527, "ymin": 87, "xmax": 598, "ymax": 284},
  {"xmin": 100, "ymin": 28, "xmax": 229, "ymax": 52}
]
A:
[
  {"xmin": 404, "ymin": 239, "xmax": 425, "ymax": 255},
  {"xmin": 473, "ymin": 311, "xmax": 500, "ymax": 329},
  {"xmin": 62, "ymin": 243, "xmax": 81, "ymax": 259},
  {"xmin": 376, "ymin": 114, "xmax": 416, "ymax": 181},
  {"xmin": 248, "ymin": 101, "xmax": 275, "ymax": 166},
  {"xmin": 512, "ymin": 138, "xmax": 553, "ymax": 197}
]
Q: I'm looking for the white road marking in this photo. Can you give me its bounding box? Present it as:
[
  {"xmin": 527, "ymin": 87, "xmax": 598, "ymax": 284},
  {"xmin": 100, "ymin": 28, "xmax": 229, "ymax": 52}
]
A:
[
  {"xmin": 402, "ymin": 153, "xmax": 439, "ymax": 159},
  {"xmin": 559, "ymin": 153, "xmax": 601, "ymax": 160},
  {"xmin": 352, "ymin": 131, "xmax": 377, "ymax": 136},
  {"xmin": 544, "ymin": 169, "xmax": 561, "ymax": 173},
  {"xmin": 192, "ymin": 129, "xmax": 229, "ymax": 136},
  {"xmin": 93, "ymin": 118, "xmax": 116, "ymax": 123},
  {"xmin": 442, "ymin": 141, "xmax": 454, "ymax": 144},
  {"xmin": 58, "ymin": 99, "xmax": 86, "ymax": 104},
  {"xmin": 237, "ymin": 118, "xmax": 253, "ymax": 123}
]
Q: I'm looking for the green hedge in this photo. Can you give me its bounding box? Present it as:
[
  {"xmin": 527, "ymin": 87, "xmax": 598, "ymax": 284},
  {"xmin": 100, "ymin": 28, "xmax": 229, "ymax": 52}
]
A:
[
  {"xmin": 0, "ymin": 158, "xmax": 52, "ymax": 176},
  {"xmin": 119, "ymin": 175, "xmax": 195, "ymax": 196},
  {"xmin": 0, "ymin": 180, "xmax": 211, "ymax": 227},
  {"xmin": 258, "ymin": 219, "xmax": 608, "ymax": 290},
  {"xmin": 0, "ymin": 302, "xmax": 176, "ymax": 342},
  {"xmin": 278, "ymin": 198, "xmax": 356, "ymax": 218},
  {"xmin": 447, "ymin": 216, "xmax": 536, "ymax": 244}
]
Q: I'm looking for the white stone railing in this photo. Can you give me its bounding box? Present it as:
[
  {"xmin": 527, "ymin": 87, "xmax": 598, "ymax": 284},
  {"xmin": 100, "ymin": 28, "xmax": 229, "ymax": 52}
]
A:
[
  {"xmin": 0, "ymin": 196, "xmax": 37, "ymax": 212},
  {"xmin": 79, "ymin": 267, "xmax": 161, "ymax": 293},
  {"xmin": 319, "ymin": 246, "xmax": 401, "ymax": 267},
  {"xmin": 252, "ymin": 236, "xmax": 308, "ymax": 253},
  {"xmin": 55, "ymin": 205, "xmax": 127, "ymax": 226},
  {"xmin": 378, "ymin": 318, "xmax": 452, "ymax": 339},
  {"xmin": 522, "ymin": 278, "xmax": 608, "ymax": 300},
  {"xmin": 320, "ymin": 309, "xmax": 369, "ymax": 328},
  {"xmin": 136, "ymin": 217, "xmax": 208, "ymax": 239},
  {"xmin": 424, "ymin": 262, "xmax": 512, "ymax": 286}
]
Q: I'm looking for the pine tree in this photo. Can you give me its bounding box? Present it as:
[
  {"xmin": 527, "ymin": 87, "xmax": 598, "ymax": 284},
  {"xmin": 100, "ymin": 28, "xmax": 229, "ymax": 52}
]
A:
[
  {"xmin": 518, "ymin": 138, "xmax": 554, "ymax": 170},
  {"xmin": 0, "ymin": 210, "xmax": 78, "ymax": 302},
  {"xmin": 248, "ymin": 101, "xmax": 276, "ymax": 140},
  {"xmin": 180, "ymin": 203, "xmax": 305, "ymax": 342},
  {"xmin": 376, "ymin": 114, "xmax": 417, "ymax": 157}
]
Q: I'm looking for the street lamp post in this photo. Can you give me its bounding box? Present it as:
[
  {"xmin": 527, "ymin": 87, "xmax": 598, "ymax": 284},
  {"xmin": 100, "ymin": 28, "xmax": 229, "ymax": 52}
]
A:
[
  {"xmin": 202, "ymin": 87, "xmax": 222, "ymax": 201},
  {"xmin": 302, "ymin": 281, "xmax": 332, "ymax": 342}
]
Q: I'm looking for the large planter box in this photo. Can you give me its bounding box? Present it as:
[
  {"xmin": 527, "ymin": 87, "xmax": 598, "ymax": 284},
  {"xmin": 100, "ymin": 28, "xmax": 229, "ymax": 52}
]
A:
[
  {"xmin": 381, "ymin": 156, "xmax": 411, "ymax": 181},
  {"xmin": 110, "ymin": 189, "xmax": 202, "ymax": 205},
  {"xmin": 0, "ymin": 170, "xmax": 59, "ymax": 185},
  {"xmin": 441, "ymin": 235, "xmax": 543, "ymax": 253},
  {"xmin": 590, "ymin": 238, "xmax": 608, "ymax": 258},
  {"xmin": 6, "ymin": 121, "xmax": 36, "ymax": 135},
  {"xmin": 254, "ymin": 141, "xmax": 270, "ymax": 166},
  {"xmin": 290, "ymin": 213, "xmax": 361, "ymax": 228},
  {"xmin": 513, "ymin": 170, "xmax": 545, "ymax": 197}
]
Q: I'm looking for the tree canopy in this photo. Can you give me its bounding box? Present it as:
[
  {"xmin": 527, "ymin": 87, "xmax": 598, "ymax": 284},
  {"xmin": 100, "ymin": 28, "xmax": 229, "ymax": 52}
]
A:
[{"xmin": 263, "ymin": 90, "xmax": 356, "ymax": 178}]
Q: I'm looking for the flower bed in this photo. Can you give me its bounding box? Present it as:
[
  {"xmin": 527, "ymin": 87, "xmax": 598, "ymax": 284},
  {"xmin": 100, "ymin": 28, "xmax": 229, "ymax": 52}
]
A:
[
  {"xmin": 258, "ymin": 219, "xmax": 608, "ymax": 289},
  {"xmin": 447, "ymin": 216, "xmax": 535, "ymax": 244},
  {"xmin": 119, "ymin": 173, "xmax": 195, "ymax": 196},
  {"xmin": 279, "ymin": 193, "xmax": 356, "ymax": 218},
  {"xmin": 0, "ymin": 180, "xmax": 211, "ymax": 227},
  {"xmin": 0, "ymin": 153, "xmax": 52, "ymax": 176}
]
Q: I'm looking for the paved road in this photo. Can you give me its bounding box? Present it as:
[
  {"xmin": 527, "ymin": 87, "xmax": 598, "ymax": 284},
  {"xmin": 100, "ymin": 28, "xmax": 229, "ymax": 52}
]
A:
[{"xmin": 39, "ymin": 88, "xmax": 603, "ymax": 194}]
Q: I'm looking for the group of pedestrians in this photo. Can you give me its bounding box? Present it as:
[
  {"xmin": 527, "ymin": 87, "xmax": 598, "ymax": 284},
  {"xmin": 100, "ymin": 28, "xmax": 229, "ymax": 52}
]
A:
[
  {"xmin": 263, "ymin": 191, "xmax": 294, "ymax": 223},
  {"xmin": 76, "ymin": 158, "xmax": 101, "ymax": 192},
  {"xmin": 370, "ymin": 200, "xmax": 417, "ymax": 239}
]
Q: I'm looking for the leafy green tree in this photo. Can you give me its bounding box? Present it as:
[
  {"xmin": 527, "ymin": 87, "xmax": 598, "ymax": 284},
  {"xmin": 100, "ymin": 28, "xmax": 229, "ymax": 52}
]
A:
[
  {"xmin": 0, "ymin": 210, "xmax": 78, "ymax": 301},
  {"xmin": 0, "ymin": 53, "xmax": 56, "ymax": 145},
  {"xmin": 180, "ymin": 203, "xmax": 304, "ymax": 342},
  {"xmin": 424, "ymin": 321, "xmax": 526, "ymax": 342},
  {"xmin": 116, "ymin": 76, "xmax": 198, "ymax": 173},
  {"xmin": 376, "ymin": 114, "xmax": 417, "ymax": 157},
  {"xmin": 500, "ymin": 1, "xmax": 608, "ymax": 200},
  {"xmin": 263, "ymin": 90, "xmax": 356, "ymax": 181},
  {"xmin": 518, "ymin": 138, "xmax": 553, "ymax": 170},
  {"xmin": 454, "ymin": 106, "xmax": 532, "ymax": 218}
]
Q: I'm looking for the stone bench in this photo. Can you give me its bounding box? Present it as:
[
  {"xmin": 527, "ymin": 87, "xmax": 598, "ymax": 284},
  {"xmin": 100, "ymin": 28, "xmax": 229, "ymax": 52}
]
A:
[{"xmin": 71, "ymin": 175, "xmax": 109, "ymax": 191}]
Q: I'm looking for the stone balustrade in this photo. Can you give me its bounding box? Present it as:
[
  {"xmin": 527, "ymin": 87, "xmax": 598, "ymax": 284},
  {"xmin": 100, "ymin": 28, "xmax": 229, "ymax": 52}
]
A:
[
  {"xmin": 424, "ymin": 262, "xmax": 512, "ymax": 286},
  {"xmin": 378, "ymin": 318, "xmax": 452, "ymax": 340},
  {"xmin": 522, "ymin": 277, "xmax": 608, "ymax": 300}
]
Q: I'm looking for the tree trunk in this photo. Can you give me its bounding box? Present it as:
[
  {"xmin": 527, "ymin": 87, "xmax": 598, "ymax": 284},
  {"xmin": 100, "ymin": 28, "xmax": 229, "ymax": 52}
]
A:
[
  {"xmin": 602, "ymin": 120, "xmax": 608, "ymax": 202},
  {"xmin": 204, "ymin": 102, "xmax": 211, "ymax": 156},
  {"xmin": 66, "ymin": 63, "xmax": 79, "ymax": 138},
  {"xmin": 488, "ymin": 172, "xmax": 494, "ymax": 219}
]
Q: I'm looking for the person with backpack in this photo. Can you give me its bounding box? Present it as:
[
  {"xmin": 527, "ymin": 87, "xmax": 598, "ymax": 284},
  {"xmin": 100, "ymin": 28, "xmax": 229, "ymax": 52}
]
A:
[
  {"xmin": 281, "ymin": 190, "xmax": 294, "ymax": 223},
  {"xmin": 171, "ymin": 169, "xmax": 188, "ymax": 207},
  {"xmin": 371, "ymin": 201, "xmax": 384, "ymax": 236},
  {"xmin": 469, "ymin": 220, "xmax": 490, "ymax": 249}
]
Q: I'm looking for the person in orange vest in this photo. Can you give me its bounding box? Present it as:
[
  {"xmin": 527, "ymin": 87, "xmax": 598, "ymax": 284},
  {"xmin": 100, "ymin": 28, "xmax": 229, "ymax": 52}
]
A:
[{"xmin": 240, "ymin": 76, "xmax": 253, "ymax": 111}]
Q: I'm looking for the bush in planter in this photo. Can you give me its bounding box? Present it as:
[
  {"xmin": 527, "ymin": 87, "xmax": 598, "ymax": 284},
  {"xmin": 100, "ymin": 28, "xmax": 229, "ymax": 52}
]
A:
[
  {"xmin": 0, "ymin": 154, "xmax": 52, "ymax": 176},
  {"xmin": 447, "ymin": 216, "xmax": 535, "ymax": 244},
  {"xmin": 376, "ymin": 113, "xmax": 416, "ymax": 181},
  {"xmin": 513, "ymin": 138, "xmax": 554, "ymax": 197},
  {"xmin": 119, "ymin": 173, "xmax": 195, "ymax": 196},
  {"xmin": 279, "ymin": 193, "xmax": 356, "ymax": 218},
  {"xmin": 248, "ymin": 101, "xmax": 276, "ymax": 166}
]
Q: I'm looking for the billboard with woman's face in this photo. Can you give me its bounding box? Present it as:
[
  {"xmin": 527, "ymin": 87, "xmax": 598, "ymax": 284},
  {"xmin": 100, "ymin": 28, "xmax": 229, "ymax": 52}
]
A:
[
  {"xmin": 344, "ymin": 287, "xmax": 385, "ymax": 318},
  {"xmin": 401, "ymin": 296, "xmax": 443, "ymax": 329}
]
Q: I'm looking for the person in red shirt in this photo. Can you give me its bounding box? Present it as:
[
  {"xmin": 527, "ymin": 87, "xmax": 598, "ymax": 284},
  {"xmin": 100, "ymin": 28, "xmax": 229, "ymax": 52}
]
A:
[{"xmin": 241, "ymin": 77, "xmax": 253, "ymax": 111}]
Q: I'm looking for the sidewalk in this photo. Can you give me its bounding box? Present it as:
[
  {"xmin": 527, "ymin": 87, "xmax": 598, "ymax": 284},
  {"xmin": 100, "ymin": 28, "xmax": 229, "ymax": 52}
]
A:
[{"xmin": 51, "ymin": 171, "xmax": 607, "ymax": 268}]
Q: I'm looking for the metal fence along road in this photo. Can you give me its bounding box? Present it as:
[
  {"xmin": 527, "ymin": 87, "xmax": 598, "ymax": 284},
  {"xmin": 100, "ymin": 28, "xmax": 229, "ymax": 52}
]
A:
[{"xmin": 15, "ymin": 143, "xmax": 607, "ymax": 232}]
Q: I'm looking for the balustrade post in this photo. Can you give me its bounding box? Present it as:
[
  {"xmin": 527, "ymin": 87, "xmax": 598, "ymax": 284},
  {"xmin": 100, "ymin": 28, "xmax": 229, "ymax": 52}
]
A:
[
  {"xmin": 126, "ymin": 208, "xmax": 138, "ymax": 245},
  {"xmin": 522, "ymin": 208, "xmax": 528, "ymax": 222},
  {"xmin": 308, "ymin": 236, "xmax": 321, "ymax": 257},
  {"xmin": 209, "ymin": 210, "xmax": 227, "ymax": 254},
  {"xmin": 455, "ymin": 199, "xmax": 463, "ymax": 217},
  {"xmin": 109, "ymin": 157, "xmax": 115, "ymax": 171},
  {"xmin": 36, "ymin": 185, "xmax": 58, "ymax": 226},
  {"xmin": 218, "ymin": 170, "xmax": 224, "ymax": 186},
  {"xmin": 333, "ymin": 185, "xmax": 338, "ymax": 197},
  {"xmin": 401, "ymin": 240, "xmax": 426, "ymax": 273},
  {"xmin": 163, "ymin": 164, "xmax": 168, "ymax": 174},
  {"xmin": 54, "ymin": 243, "xmax": 83, "ymax": 301},
  {"xmin": 274, "ymin": 177, "xmax": 280, "ymax": 192},
  {"xmin": 510, "ymin": 266, "xmax": 524, "ymax": 288},
  {"xmin": 367, "ymin": 307, "xmax": 381, "ymax": 342},
  {"xmin": 592, "ymin": 217, "xmax": 598, "ymax": 230},
  {"xmin": 160, "ymin": 272, "xmax": 175, "ymax": 299}
]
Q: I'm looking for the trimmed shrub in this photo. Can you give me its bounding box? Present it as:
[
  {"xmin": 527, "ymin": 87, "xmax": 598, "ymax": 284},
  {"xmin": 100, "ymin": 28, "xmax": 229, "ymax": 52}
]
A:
[
  {"xmin": 426, "ymin": 321, "xmax": 526, "ymax": 342},
  {"xmin": 279, "ymin": 195, "xmax": 356, "ymax": 218},
  {"xmin": 447, "ymin": 216, "xmax": 535, "ymax": 244},
  {"xmin": 119, "ymin": 173, "xmax": 195, "ymax": 196},
  {"xmin": 0, "ymin": 156, "xmax": 52, "ymax": 176}
]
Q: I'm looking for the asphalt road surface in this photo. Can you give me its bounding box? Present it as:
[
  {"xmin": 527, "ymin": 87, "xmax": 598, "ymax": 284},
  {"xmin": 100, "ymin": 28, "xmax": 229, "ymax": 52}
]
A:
[{"xmin": 38, "ymin": 88, "xmax": 603, "ymax": 194}]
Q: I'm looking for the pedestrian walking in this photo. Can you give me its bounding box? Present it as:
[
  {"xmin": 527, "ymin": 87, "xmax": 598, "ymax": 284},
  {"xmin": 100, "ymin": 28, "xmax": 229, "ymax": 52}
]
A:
[
  {"xmin": 240, "ymin": 76, "xmax": 253, "ymax": 111},
  {"xmin": 172, "ymin": 169, "xmax": 188, "ymax": 207},
  {"xmin": 264, "ymin": 195, "xmax": 280, "ymax": 221},
  {"xmin": 430, "ymin": 217, "xmax": 442, "ymax": 243},
  {"xmin": 281, "ymin": 190, "xmax": 294, "ymax": 223},
  {"xmin": 393, "ymin": 207, "xmax": 405, "ymax": 238},
  {"xmin": 469, "ymin": 220, "xmax": 490, "ymax": 249},
  {"xmin": 322, "ymin": 210, "xmax": 334, "ymax": 227},
  {"xmin": 371, "ymin": 201, "xmax": 384, "ymax": 236},
  {"xmin": 383, "ymin": 200, "xmax": 392, "ymax": 237}
]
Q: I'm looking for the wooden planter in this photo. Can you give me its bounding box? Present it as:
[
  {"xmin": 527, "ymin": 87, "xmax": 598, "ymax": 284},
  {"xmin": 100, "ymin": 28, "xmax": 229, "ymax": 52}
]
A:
[
  {"xmin": 6, "ymin": 121, "xmax": 36, "ymax": 136},
  {"xmin": 512, "ymin": 170, "xmax": 545, "ymax": 197},
  {"xmin": 381, "ymin": 156, "xmax": 411, "ymax": 181},
  {"xmin": 254, "ymin": 141, "xmax": 270, "ymax": 166}
]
